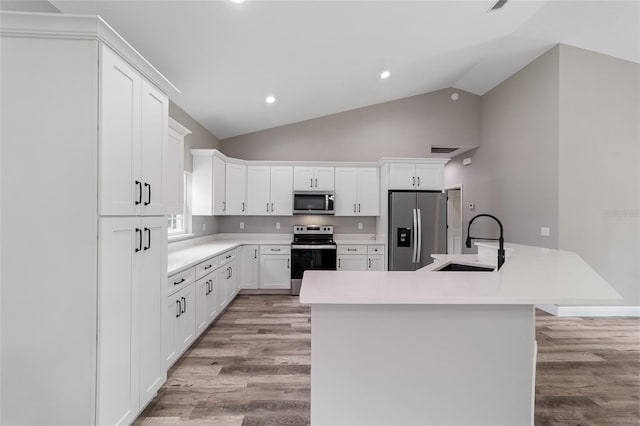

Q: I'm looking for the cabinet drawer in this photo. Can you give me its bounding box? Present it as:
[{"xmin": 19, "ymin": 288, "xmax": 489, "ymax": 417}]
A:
[
  {"xmin": 195, "ymin": 257, "xmax": 218, "ymax": 280},
  {"xmin": 218, "ymin": 249, "xmax": 237, "ymax": 267},
  {"xmin": 260, "ymin": 245, "xmax": 291, "ymax": 255},
  {"xmin": 168, "ymin": 268, "xmax": 195, "ymax": 295},
  {"xmin": 337, "ymin": 245, "xmax": 366, "ymax": 255},
  {"xmin": 367, "ymin": 245, "xmax": 385, "ymax": 255}
]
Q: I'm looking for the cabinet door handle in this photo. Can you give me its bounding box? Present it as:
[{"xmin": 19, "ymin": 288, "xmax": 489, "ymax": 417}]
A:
[
  {"xmin": 135, "ymin": 228, "xmax": 142, "ymax": 252},
  {"xmin": 266, "ymin": 202, "xmax": 269, "ymax": 213},
  {"xmin": 143, "ymin": 183, "xmax": 151, "ymax": 205},
  {"xmin": 358, "ymin": 204, "xmax": 361, "ymax": 213},
  {"xmin": 315, "ymin": 178, "xmax": 318, "ymax": 188},
  {"xmin": 181, "ymin": 296, "xmax": 186, "ymax": 314},
  {"xmin": 338, "ymin": 258, "xmax": 341, "ymax": 268},
  {"xmin": 230, "ymin": 267, "xmax": 233, "ymax": 278},
  {"xmin": 412, "ymin": 176, "xmax": 416, "ymax": 186},
  {"xmin": 242, "ymin": 202, "xmax": 245, "ymax": 212},
  {"xmin": 254, "ymin": 249, "xmax": 257, "ymax": 259},
  {"xmin": 173, "ymin": 278, "xmax": 185, "ymax": 286},
  {"xmin": 368, "ymin": 258, "xmax": 372, "ymax": 269},
  {"xmin": 204, "ymin": 264, "xmax": 212, "ymax": 270},
  {"xmin": 271, "ymin": 202, "xmax": 274, "ymax": 212},
  {"xmin": 135, "ymin": 181, "xmax": 142, "ymax": 205},
  {"xmin": 176, "ymin": 300, "xmax": 181, "ymax": 318},
  {"xmin": 287, "ymin": 259, "xmax": 290, "ymax": 269},
  {"xmin": 417, "ymin": 176, "xmax": 420, "ymax": 187},
  {"xmin": 143, "ymin": 227, "xmax": 151, "ymax": 250},
  {"xmin": 354, "ymin": 203, "xmax": 356, "ymax": 213},
  {"xmin": 222, "ymin": 201, "xmax": 226, "ymax": 212}
]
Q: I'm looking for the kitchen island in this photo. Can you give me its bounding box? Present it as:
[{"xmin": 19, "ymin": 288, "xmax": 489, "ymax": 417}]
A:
[{"xmin": 299, "ymin": 244, "xmax": 622, "ymax": 426}]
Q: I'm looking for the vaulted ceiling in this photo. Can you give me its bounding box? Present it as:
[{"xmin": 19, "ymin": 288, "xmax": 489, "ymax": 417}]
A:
[{"xmin": 51, "ymin": 0, "xmax": 639, "ymax": 139}]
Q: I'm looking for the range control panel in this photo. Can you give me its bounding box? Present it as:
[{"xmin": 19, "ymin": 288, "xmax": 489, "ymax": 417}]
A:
[{"xmin": 294, "ymin": 225, "xmax": 333, "ymax": 234}]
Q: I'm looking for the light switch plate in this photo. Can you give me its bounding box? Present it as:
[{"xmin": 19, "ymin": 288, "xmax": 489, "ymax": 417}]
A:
[{"xmin": 541, "ymin": 227, "xmax": 550, "ymax": 237}]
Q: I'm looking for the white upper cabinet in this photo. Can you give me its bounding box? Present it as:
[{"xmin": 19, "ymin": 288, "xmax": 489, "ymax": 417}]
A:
[
  {"xmin": 415, "ymin": 163, "xmax": 444, "ymax": 190},
  {"xmin": 99, "ymin": 45, "xmax": 168, "ymax": 216},
  {"xmin": 192, "ymin": 151, "xmax": 226, "ymax": 216},
  {"xmin": 334, "ymin": 167, "xmax": 379, "ymax": 216},
  {"xmin": 246, "ymin": 165, "xmax": 293, "ymax": 216},
  {"xmin": 389, "ymin": 162, "xmax": 445, "ymax": 190},
  {"xmin": 99, "ymin": 46, "xmax": 141, "ymax": 216},
  {"xmin": 270, "ymin": 166, "xmax": 293, "ymax": 215},
  {"xmin": 247, "ymin": 166, "xmax": 271, "ymax": 215},
  {"xmin": 140, "ymin": 80, "xmax": 168, "ymax": 216},
  {"xmin": 225, "ymin": 162, "xmax": 247, "ymax": 215},
  {"xmin": 166, "ymin": 118, "xmax": 191, "ymax": 215},
  {"xmin": 293, "ymin": 166, "xmax": 334, "ymax": 191}
]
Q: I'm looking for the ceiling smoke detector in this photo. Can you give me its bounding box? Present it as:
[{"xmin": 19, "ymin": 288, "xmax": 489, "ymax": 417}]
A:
[{"xmin": 489, "ymin": 0, "xmax": 509, "ymax": 12}]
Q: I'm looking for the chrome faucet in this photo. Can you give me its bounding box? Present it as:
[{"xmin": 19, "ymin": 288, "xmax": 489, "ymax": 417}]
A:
[{"xmin": 465, "ymin": 214, "xmax": 505, "ymax": 270}]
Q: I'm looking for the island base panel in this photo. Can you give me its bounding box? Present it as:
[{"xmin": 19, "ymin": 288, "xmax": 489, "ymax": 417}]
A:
[{"xmin": 310, "ymin": 304, "xmax": 536, "ymax": 426}]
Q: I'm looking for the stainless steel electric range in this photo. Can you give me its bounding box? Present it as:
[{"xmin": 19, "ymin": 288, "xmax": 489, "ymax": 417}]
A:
[{"xmin": 290, "ymin": 225, "xmax": 337, "ymax": 295}]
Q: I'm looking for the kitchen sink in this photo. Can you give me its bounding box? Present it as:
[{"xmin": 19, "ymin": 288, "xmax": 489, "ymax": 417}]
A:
[{"xmin": 434, "ymin": 263, "xmax": 495, "ymax": 272}]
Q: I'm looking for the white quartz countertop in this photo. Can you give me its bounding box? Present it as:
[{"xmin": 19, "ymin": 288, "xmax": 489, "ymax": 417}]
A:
[
  {"xmin": 299, "ymin": 243, "xmax": 623, "ymax": 305},
  {"xmin": 168, "ymin": 237, "xmax": 292, "ymax": 275}
]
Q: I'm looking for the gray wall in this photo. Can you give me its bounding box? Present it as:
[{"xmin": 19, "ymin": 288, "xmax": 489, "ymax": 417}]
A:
[
  {"xmin": 218, "ymin": 216, "xmax": 376, "ymax": 235},
  {"xmin": 558, "ymin": 45, "xmax": 640, "ymax": 306},
  {"xmin": 169, "ymin": 101, "xmax": 222, "ymax": 237},
  {"xmin": 221, "ymin": 88, "xmax": 481, "ymax": 161},
  {"xmin": 445, "ymin": 46, "xmax": 560, "ymax": 249},
  {"xmin": 0, "ymin": 0, "xmax": 60, "ymax": 13}
]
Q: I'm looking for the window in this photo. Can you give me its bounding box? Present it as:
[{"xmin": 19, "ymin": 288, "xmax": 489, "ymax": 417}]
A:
[{"xmin": 168, "ymin": 172, "xmax": 192, "ymax": 237}]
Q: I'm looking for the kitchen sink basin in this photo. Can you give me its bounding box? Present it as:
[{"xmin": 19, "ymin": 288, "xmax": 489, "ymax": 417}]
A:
[{"xmin": 434, "ymin": 263, "xmax": 495, "ymax": 272}]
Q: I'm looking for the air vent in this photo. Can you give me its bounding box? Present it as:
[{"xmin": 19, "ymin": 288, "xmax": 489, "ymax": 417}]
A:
[
  {"xmin": 489, "ymin": 0, "xmax": 509, "ymax": 11},
  {"xmin": 431, "ymin": 146, "xmax": 458, "ymax": 154}
]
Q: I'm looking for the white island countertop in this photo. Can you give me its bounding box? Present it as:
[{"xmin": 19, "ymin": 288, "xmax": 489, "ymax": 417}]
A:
[{"xmin": 300, "ymin": 243, "xmax": 622, "ymax": 305}]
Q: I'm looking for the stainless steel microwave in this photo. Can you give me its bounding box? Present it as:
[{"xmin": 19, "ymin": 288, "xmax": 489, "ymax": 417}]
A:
[{"xmin": 293, "ymin": 192, "xmax": 335, "ymax": 215}]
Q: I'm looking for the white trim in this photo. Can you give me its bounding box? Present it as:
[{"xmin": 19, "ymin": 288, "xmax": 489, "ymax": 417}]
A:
[
  {"xmin": 0, "ymin": 11, "xmax": 180, "ymax": 97},
  {"xmin": 168, "ymin": 117, "xmax": 192, "ymax": 136},
  {"xmin": 536, "ymin": 304, "xmax": 640, "ymax": 317},
  {"xmin": 190, "ymin": 148, "xmax": 451, "ymax": 168}
]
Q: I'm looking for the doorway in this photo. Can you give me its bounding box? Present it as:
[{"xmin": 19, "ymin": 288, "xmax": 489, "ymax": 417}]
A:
[{"xmin": 445, "ymin": 186, "xmax": 463, "ymax": 254}]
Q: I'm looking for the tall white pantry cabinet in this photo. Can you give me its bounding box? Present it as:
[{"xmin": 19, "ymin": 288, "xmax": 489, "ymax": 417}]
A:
[{"xmin": 0, "ymin": 12, "xmax": 179, "ymax": 426}]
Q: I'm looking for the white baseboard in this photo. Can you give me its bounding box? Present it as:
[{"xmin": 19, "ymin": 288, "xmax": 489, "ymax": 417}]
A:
[{"xmin": 535, "ymin": 304, "xmax": 640, "ymax": 317}]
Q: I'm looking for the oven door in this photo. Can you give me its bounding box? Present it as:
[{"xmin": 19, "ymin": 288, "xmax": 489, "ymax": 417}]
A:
[{"xmin": 291, "ymin": 246, "xmax": 337, "ymax": 295}]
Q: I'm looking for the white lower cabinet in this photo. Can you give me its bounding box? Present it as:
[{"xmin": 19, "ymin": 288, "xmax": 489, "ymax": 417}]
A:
[
  {"xmin": 259, "ymin": 246, "xmax": 291, "ymax": 289},
  {"xmin": 98, "ymin": 217, "xmax": 166, "ymax": 426},
  {"xmin": 239, "ymin": 245, "xmax": 260, "ymax": 289},
  {"xmin": 225, "ymin": 260, "xmax": 238, "ymax": 301},
  {"xmin": 337, "ymin": 244, "xmax": 385, "ymax": 271},
  {"xmin": 195, "ymin": 272, "xmax": 216, "ymax": 336},
  {"xmin": 165, "ymin": 283, "xmax": 196, "ymax": 368}
]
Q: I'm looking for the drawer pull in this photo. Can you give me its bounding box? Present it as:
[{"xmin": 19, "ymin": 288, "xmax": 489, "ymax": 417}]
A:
[
  {"xmin": 173, "ymin": 278, "xmax": 185, "ymax": 286},
  {"xmin": 226, "ymin": 254, "xmax": 232, "ymax": 259},
  {"xmin": 271, "ymin": 248, "xmax": 281, "ymax": 251},
  {"xmin": 347, "ymin": 248, "xmax": 357, "ymax": 252},
  {"xmin": 204, "ymin": 264, "xmax": 212, "ymax": 270}
]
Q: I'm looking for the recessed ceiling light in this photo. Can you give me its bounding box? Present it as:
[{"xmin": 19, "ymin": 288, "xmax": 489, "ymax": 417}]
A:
[
  {"xmin": 380, "ymin": 70, "xmax": 391, "ymax": 79},
  {"xmin": 265, "ymin": 95, "xmax": 276, "ymax": 104}
]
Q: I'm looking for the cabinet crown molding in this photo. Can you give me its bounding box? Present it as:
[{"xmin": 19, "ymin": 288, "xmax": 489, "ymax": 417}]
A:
[
  {"xmin": 191, "ymin": 149, "xmax": 451, "ymax": 167},
  {"xmin": 0, "ymin": 11, "xmax": 180, "ymax": 97}
]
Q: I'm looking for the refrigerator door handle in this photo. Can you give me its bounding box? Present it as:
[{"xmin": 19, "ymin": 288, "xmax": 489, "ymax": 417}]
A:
[
  {"xmin": 417, "ymin": 209, "xmax": 422, "ymax": 263},
  {"xmin": 412, "ymin": 208, "xmax": 418, "ymax": 263}
]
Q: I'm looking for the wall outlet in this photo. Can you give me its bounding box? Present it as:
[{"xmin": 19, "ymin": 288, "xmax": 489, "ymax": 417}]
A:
[
  {"xmin": 276, "ymin": 222, "xmax": 281, "ymax": 230},
  {"xmin": 541, "ymin": 227, "xmax": 550, "ymax": 237},
  {"xmin": 239, "ymin": 222, "xmax": 244, "ymax": 230},
  {"xmin": 202, "ymin": 223, "xmax": 206, "ymax": 231},
  {"xmin": 358, "ymin": 222, "xmax": 363, "ymax": 230},
  {"xmin": 468, "ymin": 202, "xmax": 475, "ymax": 210}
]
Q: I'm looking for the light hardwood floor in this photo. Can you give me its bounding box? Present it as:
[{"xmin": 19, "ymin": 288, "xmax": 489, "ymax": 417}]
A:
[{"xmin": 135, "ymin": 295, "xmax": 639, "ymax": 426}]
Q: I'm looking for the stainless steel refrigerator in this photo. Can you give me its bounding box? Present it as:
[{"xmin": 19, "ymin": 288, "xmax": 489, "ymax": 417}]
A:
[{"xmin": 388, "ymin": 191, "xmax": 447, "ymax": 271}]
